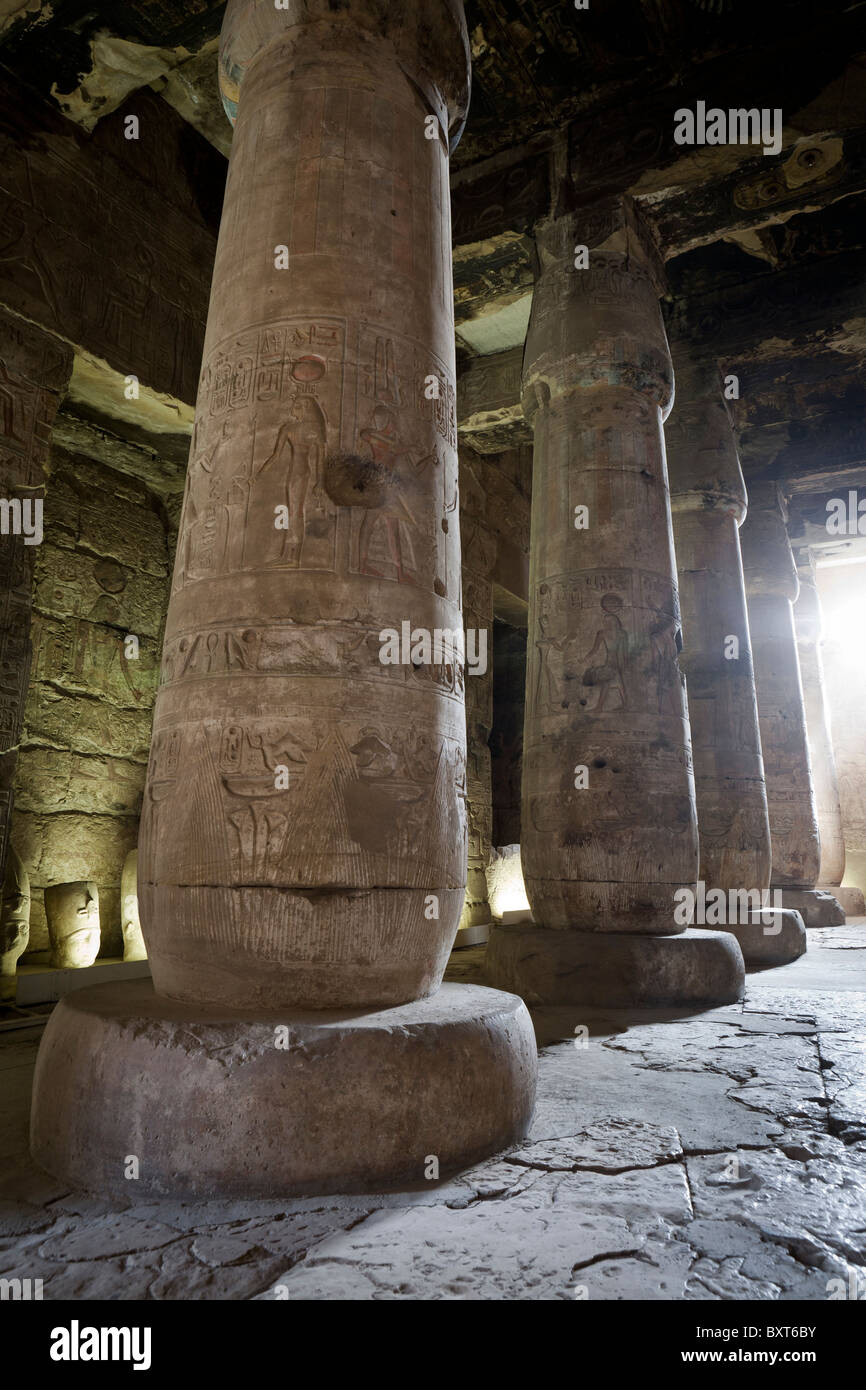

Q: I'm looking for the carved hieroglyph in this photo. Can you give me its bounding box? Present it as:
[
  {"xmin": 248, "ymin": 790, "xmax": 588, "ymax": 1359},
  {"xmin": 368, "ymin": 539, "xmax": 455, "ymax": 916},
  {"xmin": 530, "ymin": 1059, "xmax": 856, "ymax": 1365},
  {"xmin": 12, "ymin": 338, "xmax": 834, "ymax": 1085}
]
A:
[
  {"xmin": 794, "ymin": 553, "xmax": 846, "ymax": 888},
  {"xmin": 139, "ymin": 0, "xmax": 471, "ymax": 1009},
  {"xmin": 666, "ymin": 355, "xmax": 772, "ymax": 894},
  {"xmin": 520, "ymin": 200, "xmax": 699, "ymax": 932},
  {"xmin": 0, "ymin": 309, "xmax": 71, "ymax": 889},
  {"xmin": 741, "ymin": 483, "xmax": 821, "ymax": 888}
]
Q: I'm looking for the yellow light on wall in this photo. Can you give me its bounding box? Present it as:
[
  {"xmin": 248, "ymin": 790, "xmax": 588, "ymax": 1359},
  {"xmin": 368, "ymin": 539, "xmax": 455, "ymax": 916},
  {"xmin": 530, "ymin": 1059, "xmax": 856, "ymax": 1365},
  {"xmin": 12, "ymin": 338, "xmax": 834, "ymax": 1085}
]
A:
[{"xmin": 486, "ymin": 845, "xmax": 532, "ymax": 923}]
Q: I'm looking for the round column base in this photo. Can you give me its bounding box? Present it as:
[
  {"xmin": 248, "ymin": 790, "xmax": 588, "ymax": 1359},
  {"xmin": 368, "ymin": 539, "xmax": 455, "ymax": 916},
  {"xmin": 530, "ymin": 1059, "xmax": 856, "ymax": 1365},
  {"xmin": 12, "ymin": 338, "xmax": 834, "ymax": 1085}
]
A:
[
  {"xmin": 701, "ymin": 909, "xmax": 807, "ymax": 966},
  {"xmin": 778, "ymin": 888, "xmax": 845, "ymax": 927},
  {"xmin": 30, "ymin": 980, "xmax": 537, "ymax": 1198},
  {"xmin": 819, "ymin": 885, "xmax": 866, "ymax": 917},
  {"xmin": 486, "ymin": 924, "xmax": 744, "ymax": 1007}
]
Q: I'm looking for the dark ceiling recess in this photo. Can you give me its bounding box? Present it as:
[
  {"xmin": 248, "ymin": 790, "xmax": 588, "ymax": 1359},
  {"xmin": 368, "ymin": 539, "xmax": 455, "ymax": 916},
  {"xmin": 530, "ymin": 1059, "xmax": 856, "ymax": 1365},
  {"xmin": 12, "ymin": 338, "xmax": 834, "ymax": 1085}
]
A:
[{"xmin": 2, "ymin": 1, "xmax": 864, "ymax": 170}]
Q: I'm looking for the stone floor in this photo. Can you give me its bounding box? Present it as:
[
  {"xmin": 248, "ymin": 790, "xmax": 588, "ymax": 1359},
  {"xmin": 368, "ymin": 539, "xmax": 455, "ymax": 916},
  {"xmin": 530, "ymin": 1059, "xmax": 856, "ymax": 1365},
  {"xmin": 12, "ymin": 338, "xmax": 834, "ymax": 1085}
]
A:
[{"xmin": 2, "ymin": 922, "xmax": 866, "ymax": 1300}]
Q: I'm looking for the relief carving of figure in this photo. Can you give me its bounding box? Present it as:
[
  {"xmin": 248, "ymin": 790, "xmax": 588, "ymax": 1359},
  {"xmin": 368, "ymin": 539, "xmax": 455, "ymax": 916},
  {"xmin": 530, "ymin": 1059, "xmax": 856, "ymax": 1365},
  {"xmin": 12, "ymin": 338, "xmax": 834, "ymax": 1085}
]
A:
[
  {"xmin": 176, "ymin": 417, "xmax": 238, "ymax": 587},
  {"xmin": 254, "ymin": 395, "xmax": 328, "ymax": 565},
  {"xmin": 357, "ymin": 403, "xmax": 422, "ymax": 584},
  {"xmin": 650, "ymin": 615, "xmax": 684, "ymax": 717},
  {"xmin": 581, "ymin": 592, "xmax": 630, "ymax": 712}
]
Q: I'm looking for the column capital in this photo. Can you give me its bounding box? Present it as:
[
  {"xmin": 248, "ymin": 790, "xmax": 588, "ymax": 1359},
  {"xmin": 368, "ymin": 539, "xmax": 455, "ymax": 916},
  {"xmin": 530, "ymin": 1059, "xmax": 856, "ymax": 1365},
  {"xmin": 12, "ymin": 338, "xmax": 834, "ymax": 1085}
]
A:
[
  {"xmin": 793, "ymin": 549, "xmax": 823, "ymax": 646},
  {"xmin": 666, "ymin": 350, "xmax": 747, "ymax": 523},
  {"xmin": 219, "ymin": 0, "xmax": 471, "ymax": 147},
  {"xmin": 740, "ymin": 480, "xmax": 799, "ymax": 603},
  {"xmin": 522, "ymin": 197, "xmax": 672, "ymax": 423}
]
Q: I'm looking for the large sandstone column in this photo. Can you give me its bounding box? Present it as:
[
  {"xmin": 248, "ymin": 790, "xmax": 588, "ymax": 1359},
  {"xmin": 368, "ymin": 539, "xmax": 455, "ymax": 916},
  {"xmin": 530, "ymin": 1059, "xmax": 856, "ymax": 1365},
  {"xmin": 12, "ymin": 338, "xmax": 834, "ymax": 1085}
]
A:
[
  {"xmin": 31, "ymin": 0, "xmax": 536, "ymax": 1197},
  {"xmin": 458, "ymin": 455, "xmax": 495, "ymax": 943},
  {"xmin": 487, "ymin": 200, "xmax": 744, "ymax": 1006},
  {"xmin": 740, "ymin": 483, "xmax": 843, "ymax": 926},
  {"xmin": 665, "ymin": 354, "xmax": 804, "ymax": 965},
  {"xmin": 794, "ymin": 551, "xmax": 864, "ymax": 916}
]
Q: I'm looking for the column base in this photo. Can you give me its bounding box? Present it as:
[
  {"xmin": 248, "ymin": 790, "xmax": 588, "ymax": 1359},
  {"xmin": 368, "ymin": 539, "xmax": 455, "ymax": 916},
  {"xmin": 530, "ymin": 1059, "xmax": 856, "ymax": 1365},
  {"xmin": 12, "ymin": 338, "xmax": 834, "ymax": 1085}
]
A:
[
  {"xmin": 454, "ymin": 921, "xmax": 491, "ymax": 947},
  {"xmin": 30, "ymin": 979, "xmax": 537, "ymax": 1198},
  {"xmin": 700, "ymin": 910, "xmax": 807, "ymax": 966},
  {"xmin": 486, "ymin": 924, "xmax": 744, "ymax": 1007},
  {"xmin": 778, "ymin": 888, "xmax": 845, "ymax": 927},
  {"xmin": 819, "ymin": 885, "xmax": 866, "ymax": 917}
]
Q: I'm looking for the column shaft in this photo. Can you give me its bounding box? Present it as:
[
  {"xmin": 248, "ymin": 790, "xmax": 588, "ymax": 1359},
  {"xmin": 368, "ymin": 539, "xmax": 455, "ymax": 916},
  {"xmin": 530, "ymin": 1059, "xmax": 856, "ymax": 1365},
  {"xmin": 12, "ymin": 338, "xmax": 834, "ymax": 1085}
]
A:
[
  {"xmin": 140, "ymin": 1, "xmax": 471, "ymax": 1009},
  {"xmin": 521, "ymin": 205, "xmax": 697, "ymax": 932},
  {"xmin": 31, "ymin": 0, "xmax": 538, "ymax": 1201},
  {"xmin": 665, "ymin": 356, "xmax": 804, "ymax": 964},
  {"xmin": 794, "ymin": 552, "xmax": 863, "ymax": 915},
  {"xmin": 459, "ymin": 455, "xmax": 495, "ymax": 937},
  {"xmin": 487, "ymin": 200, "xmax": 744, "ymax": 1007},
  {"xmin": 741, "ymin": 483, "xmax": 843, "ymax": 925},
  {"xmin": 667, "ymin": 360, "xmax": 771, "ymax": 894}
]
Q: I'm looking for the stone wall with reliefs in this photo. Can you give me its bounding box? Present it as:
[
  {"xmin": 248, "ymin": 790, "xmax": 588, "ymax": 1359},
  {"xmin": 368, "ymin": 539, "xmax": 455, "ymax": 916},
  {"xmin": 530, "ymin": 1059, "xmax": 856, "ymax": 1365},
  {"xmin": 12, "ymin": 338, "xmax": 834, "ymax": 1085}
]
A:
[
  {"xmin": 11, "ymin": 440, "xmax": 175, "ymax": 956},
  {"xmin": 0, "ymin": 308, "xmax": 71, "ymax": 899}
]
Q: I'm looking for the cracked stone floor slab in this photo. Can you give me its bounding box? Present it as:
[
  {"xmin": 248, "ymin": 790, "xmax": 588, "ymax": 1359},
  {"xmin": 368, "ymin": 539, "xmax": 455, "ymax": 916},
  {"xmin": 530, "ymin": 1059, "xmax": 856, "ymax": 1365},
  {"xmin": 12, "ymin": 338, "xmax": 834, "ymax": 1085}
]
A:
[{"xmin": 1, "ymin": 921, "xmax": 865, "ymax": 1300}]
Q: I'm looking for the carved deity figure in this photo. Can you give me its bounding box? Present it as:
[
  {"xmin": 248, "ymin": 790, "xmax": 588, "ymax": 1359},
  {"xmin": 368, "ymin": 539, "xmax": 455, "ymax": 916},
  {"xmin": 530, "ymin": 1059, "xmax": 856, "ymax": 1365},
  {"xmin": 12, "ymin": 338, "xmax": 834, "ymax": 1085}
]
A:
[
  {"xmin": 120, "ymin": 850, "xmax": 147, "ymax": 962},
  {"xmin": 44, "ymin": 881, "xmax": 100, "ymax": 969},
  {"xmin": 255, "ymin": 395, "xmax": 327, "ymax": 564},
  {"xmin": 357, "ymin": 403, "xmax": 420, "ymax": 582},
  {"xmin": 581, "ymin": 593, "xmax": 629, "ymax": 711},
  {"xmin": 1, "ymin": 849, "xmax": 30, "ymax": 1003}
]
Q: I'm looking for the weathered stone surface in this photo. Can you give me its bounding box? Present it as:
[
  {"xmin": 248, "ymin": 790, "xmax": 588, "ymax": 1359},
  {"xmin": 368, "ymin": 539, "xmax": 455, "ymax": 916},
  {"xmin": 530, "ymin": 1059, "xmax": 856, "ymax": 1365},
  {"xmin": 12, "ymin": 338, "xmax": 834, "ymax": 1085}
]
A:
[
  {"xmin": 0, "ymin": 921, "xmax": 864, "ymax": 1298},
  {"xmin": 780, "ymin": 887, "xmax": 845, "ymax": 928},
  {"xmin": 0, "ymin": 78, "xmax": 217, "ymax": 405},
  {"xmin": 487, "ymin": 924, "xmax": 744, "ymax": 1008},
  {"xmin": 741, "ymin": 483, "xmax": 822, "ymax": 891},
  {"xmin": 719, "ymin": 909, "xmax": 807, "ymax": 967},
  {"xmin": 794, "ymin": 552, "xmax": 848, "ymax": 891},
  {"xmin": 139, "ymin": 0, "xmax": 473, "ymax": 1011},
  {"xmin": 11, "ymin": 441, "xmax": 173, "ymax": 957},
  {"xmin": 817, "ymin": 562, "xmax": 866, "ymax": 900},
  {"xmin": 44, "ymin": 881, "xmax": 100, "ymax": 969},
  {"xmin": 831, "ymin": 885, "xmax": 866, "ymax": 916},
  {"xmin": 121, "ymin": 848, "xmax": 146, "ymax": 961},
  {"xmin": 666, "ymin": 351, "xmax": 772, "ymax": 902},
  {"xmin": 0, "ymin": 308, "xmax": 71, "ymax": 892},
  {"xmin": 31, "ymin": 980, "xmax": 537, "ymax": 1198},
  {"xmin": 459, "ymin": 453, "xmax": 495, "ymax": 932},
  {"xmin": 520, "ymin": 199, "xmax": 700, "ymax": 939},
  {"xmin": 0, "ymin": 847, "xmax": 29, "ymax": 999},
  {"xmin": 12, "ymin": 811, "xmax": 139, "ymax": 955}
]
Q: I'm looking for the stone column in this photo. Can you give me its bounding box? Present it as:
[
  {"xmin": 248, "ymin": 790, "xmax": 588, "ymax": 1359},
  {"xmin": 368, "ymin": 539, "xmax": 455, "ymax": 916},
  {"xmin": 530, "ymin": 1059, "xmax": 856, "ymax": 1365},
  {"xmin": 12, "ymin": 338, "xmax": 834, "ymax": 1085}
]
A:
[
  {"xmin": 31, "ymin": 0, "xmax": 536, "ymax": 1198},
  {"xmin": 740, "ymin": 483, "xmax": 843, "ymax": 926},
  {"xmin": 665, "ymin": 353, "xmax": 805, "ymax": 965},
  {"xmin": 458, "ymin": 455, "xmax": 495, "ymax": 944},
  {"xmin": 0, "ymin": 309, "xmax": 71, "ymax": 1005},
  {"xmin": 794, "ymin": 550, "xmax": 864, "ymax": 916},
  {"xmin": 486, "ymin": 199, "xmax": 744, "ymax": 1007}
]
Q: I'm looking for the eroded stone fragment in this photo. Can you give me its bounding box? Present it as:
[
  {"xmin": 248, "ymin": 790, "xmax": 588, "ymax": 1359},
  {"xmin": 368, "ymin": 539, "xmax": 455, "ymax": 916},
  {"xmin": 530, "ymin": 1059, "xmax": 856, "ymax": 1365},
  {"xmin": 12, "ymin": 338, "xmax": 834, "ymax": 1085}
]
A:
[{"xmin": 44, "ymin": 881, "xmax": 100, "ymax": 969}]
